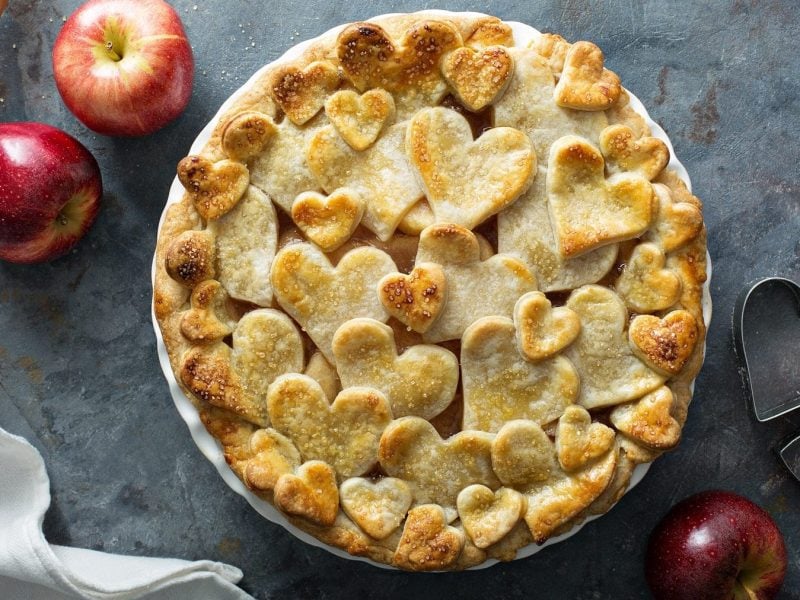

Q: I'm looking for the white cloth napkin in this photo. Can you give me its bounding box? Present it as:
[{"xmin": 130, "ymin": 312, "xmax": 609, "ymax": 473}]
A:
[{"xmin": 0, "ymin": 427, "xmax": 254, "ymax": 600}]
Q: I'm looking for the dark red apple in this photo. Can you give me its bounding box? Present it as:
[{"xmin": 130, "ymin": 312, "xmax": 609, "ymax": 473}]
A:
[
  {"xmin": 646, "ymin": 490, "xmax": 787, "ymax": 600},
  {"xmin": 52, "ymin": 0, "xmax": 194, "ymax": 136},
  {"xmin": 0, "ymin": 123, "xmax": 102, "ymax": 263}
]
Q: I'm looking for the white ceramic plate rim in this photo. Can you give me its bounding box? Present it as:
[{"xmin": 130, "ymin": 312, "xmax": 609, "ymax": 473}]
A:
[{"xmin": 150, "ymin": 10, "xmax": 712, "ymax": 571}]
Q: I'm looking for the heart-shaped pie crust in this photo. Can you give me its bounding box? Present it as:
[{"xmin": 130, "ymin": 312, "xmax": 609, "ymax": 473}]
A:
[
  {"xmin": 407, "ymin": 107, "xmax": 535, "ymax": 230},
  {"xmin": 177, "ymin": 155, "xmax": 249, "ymax": 221},
  {"xmin": 243, "ymin": 428, "xmax": 302, "ymax": 492},
  {"xmin": 646, "ymin": 183, "xmax": 704, "ymax": 253},
  {"xmin": 514, "ymin": 291, "xmax": 580, "ymax": 361},
  {"xmin": 457, "ymin": 485, "xmax": 525, "ymax": 549},
  {"xmin": 332, "ymin": 318, "xmax": 458, "ymax": 420},
  {"xmin": 599, "ymin": 124, "xmax": 669, "ymax": 181},
  {"xmin": 271, "ymin": 243, "xmax": 396, "ymax": 360},
  {"xmin": 441, "ymin": 46, "xmax": 514, "ymax": 111},
  {"xmin": 554, "ymin": 41, "xmax": 621, "ymax": 110},
  {"xmin": 555, "ymin": 405, "xmax": 616, "ymax": 471},
  {"xmin": 164, "ymin": 229, "xmax": 216, "ymax": 288},
  {"xmin": 616, "ymin": 243, "xmax": 682, "ymax": 313},
  {"xmin": 325, "ymin": 89, "xmax": 396, "ymax": 151},
  {"xmin": 268, "ymin": 374, "xmax": 391, "ymax": 478},
  {"xmin": 628, "ymin": 310, "xmax": 699, "ymax": 376},
  {"xmin": 377, "ymin": 263, "xmax": 447, "ymax": 334},
  {"xmin": 339, "ymin": 477, "xmax": 412, "ymax": 540},
  {"xmin": 180, "ymin": 280, "xmax": 236, "ymax": 343},
  {"xmin": 221, "ymin": 111, "xmax": 277, "ymax": 162},
  {"xmin": 547, "ymin": 135, "xmax": 655, "ymax": 258},
  {"xmin": 270, "ymin": 60, "xmax": 341, "ymax": 125},
  {"xmin": 393, "ymin": 504, "xmax": 465, "ymax": 571},
  {"xmin": 610, "ymin": 386, "xmax": 681, "ymax": 450},
  {"xmin": 274, "ymin": 460, "xmax": 339, "ymax": 526},
  {"xmin": 291, "ymin": 188, "xmax": 365, "ymax": 252}
]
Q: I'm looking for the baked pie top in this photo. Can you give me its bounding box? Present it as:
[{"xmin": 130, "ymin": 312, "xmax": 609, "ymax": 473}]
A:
[{"xmin": 154, "ymin": 11, "xmax": 707, "ymax": 571}]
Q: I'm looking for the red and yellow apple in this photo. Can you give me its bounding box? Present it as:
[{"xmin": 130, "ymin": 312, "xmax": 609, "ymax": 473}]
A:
[
  {"xmin": 0, "ymin": 123, "xmax": 102, "ymax": 263},
  {"xmin": 646, "ymin": 490, "xmax": 787, "ymax": 600},
  {"xmin": 52, "ymin": 0, "xmax": 194, "ymax": 136}
]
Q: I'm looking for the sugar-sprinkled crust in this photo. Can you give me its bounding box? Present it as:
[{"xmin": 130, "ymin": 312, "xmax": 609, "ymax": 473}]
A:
[{"xmin": 153, "ymin": 11, "xmax": 708, "ymax": 570}]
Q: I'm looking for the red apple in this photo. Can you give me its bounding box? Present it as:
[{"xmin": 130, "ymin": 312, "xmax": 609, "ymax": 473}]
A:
[
  {"xmin": 646, "ymin": 490, "xmax": 787, "ymax": 600},
  {"xmin": 52, "ymin": 0, "xmax": 194, "ymax": 136},
  {"xmin": 0, "ymin": 123, "xmax": 102, "ymax": 263}
]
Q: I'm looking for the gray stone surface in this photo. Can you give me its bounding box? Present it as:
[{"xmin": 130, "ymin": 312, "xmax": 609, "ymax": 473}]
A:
[{"xmin": 1, "ymin": 1, "xmax": 799, "ymax": 598}]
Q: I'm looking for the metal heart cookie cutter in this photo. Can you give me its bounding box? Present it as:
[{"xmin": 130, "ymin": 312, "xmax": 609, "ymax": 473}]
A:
[{"xmin": 733, "ymin": 277, "xmax": 800, "ymax": 481}]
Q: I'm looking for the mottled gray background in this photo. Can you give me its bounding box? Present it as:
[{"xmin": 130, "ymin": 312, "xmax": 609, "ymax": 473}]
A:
[{"xmin": 1, "ymin": 1, "xmax": 799, "ymax": 598}]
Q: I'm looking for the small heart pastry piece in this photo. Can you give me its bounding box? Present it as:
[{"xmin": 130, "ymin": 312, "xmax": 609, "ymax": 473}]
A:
[
  {"xmin": 407, "ymin": 107, "xmax": 535, "ymax": 230},
  {"xmin": 491, "ymin": 420, "xmax": 559, "ymax": 487},
  {"xmin": 339, "ymin": 477, "xmax": 412, "ymax": 540},
  {"xmin": 325, "ymin": 89, "xmax": 395, "ymax": 151},
  {"xmin": 333, "ymin": 318, "xmax": 458, "ymax": 419},
  {"xmin": 441, "ymin": 46, "xmax": 514, "ymax": 111},
  {"xmin": 393, "ymin": 504, "xmax": 465, "ymax": 571},
  {"xmin": 599, "ymin": 124, "xmax": 669, "ymax": 181},
  {"xmin": 610, "ymin": 386, "xmax": 681, "ymax": 450},
  {"xmin": 243, "ymin": 428, "xmax": 302, "ymax": 492},
  {"xmin": 165, "ymin": 229, "xmax": 216, "ymax": 287},
  {"xmin": 177, "ymin": 155, "xmax": 249, "ymax": 221},
  {"xmin": 291, "ymin": 188, "xmax": 365, "ymax": 252},
  {"xmin": 554, "ymin": 41, "xmax": 621, "ymax": 110},
  {"xmin": 616, "ymin": 243, "xmax": 682, "ymax": 313},
  {"xmin": 270, "ymin": 60, "xmax": 341, "ymax": 125},
  {"xmin": 547, "ymin": 135, "xmax": 655, "ymax": 258},
  {"xmin": 530, "ymin": 33, "xmax": 571, "ymax": 77},
  {"xmin": 646, "ymin": 183, "xmax": 704, "ymax": 253},
  {"xmin": 268, "ymin": 374, "xmax": 392, "ymax": 478},
  {"xmin": 274, "ymin": 461, "xmax": 339, "ymax": 526},
  {"xmin": 180, "ymin": 280, "xmax": 236, "ymax": 343},
  {"xmin": 628, "ymin": 310, "xmax": 699, "ymax": 376},
  {"xmin": 457, "ymin": 485, "xmax": 525, "ymax": 549},
  {"xmin": 555, "ymin": 405, "xmax": 616, "ymax": 472},
  {"xmin": 221, "ymin": 111, "xmax": 277, "ymax": 162},
  {"xmin": 378, "ymin": 263, "xmax": 447, "ymax": 334},
  {"xmin": 514, "ymin": 291, "xmax": 580, "ymax": 361}
]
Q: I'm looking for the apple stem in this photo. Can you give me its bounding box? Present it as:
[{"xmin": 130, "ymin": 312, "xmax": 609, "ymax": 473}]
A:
[{"xmin": 105, "ymin": 40, "xmax": 122, "ymax": 62}]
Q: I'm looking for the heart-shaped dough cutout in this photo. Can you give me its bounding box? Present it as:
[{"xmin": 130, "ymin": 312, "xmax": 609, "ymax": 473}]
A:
[
  {"xmin": 177, "ymin": 155, "xmax": 249, "ymax": 221},
  {"xmin": 565, "ymin": 285, "xmax": 665, "ymax": 409},
  {"xmin": 307, "ymin": 123, "xmax": 424, "ymax": 241},
  {"xmin": 514, "ymin": 291, "xmax": 580, "ymax": 361},
  {"xmin": 270, "ymin": 60, "xmax": 341, "ymax": 125},
  {"xmin": 416, "ymin": 224, "xmax": 537, "ymax": 343},
  {"xmin": 208, "ymin": 185, "xmax": 278, "ymax": 306},
  {"xmin": 547, "ymin": 135, "xmax": 655, "ymax": 258},
  {"xmin": 646, "ymin": 183, "xmax": 704, "ymax": 253},
  {"xmin": 333, "ymin": 318, "xmax": 458, "ymax": 420},
  {"xmin": 221, "ymin": 111, "xmax": 277, "ymax": 162},
  {"xmin": 291, "ymin": 188, "xmax": 365, "ymax": 252},
  {"xmin": 555, "ymin": 405, "xmax": 616, "ymax": 471},
  {"xmin": 274, "ymin": 460, "xmax": 339, "ymax": 526},
  {"xmin": 339, "ymin": 477, "xmax": 412, "ymax": 540},
  {"xmin": 268, "ymin": 374, "xmax": 391, "ymax": 478},
  {"xmin": 629, "ymin": 310, "xmax": 699, "ymax": 376},
  {"xmin": 407, "ymin": 107, "xmax": 535, "ymax": 230},
  {"xmin": 179, "ymin": 309, "xmax": 305, "ymax": 425},
  {"xmin": 379, "ymin": 417, "xmax": 498, "ymax": 517},
  {"xmin": 243, "ymin": 428, "xmax": 302, "ymax": 492},
  {"xmin": 271, "ymin": 243, "xmax": 396, "ymax": 361},
  {"xmin": 457, "ymin": 485, "xmax": 525, "ymax": 549},
  {"xmin": 378, "ymin": 263, "xmax": 447, "ymax": 334},
  {"xmin": 464, "ymin": 16, "xmax": 514, "ymax": 49},
  {"xmin": 165, "ymin": 229, "xmax": 216, "ymax": 288},
  {"xmin": 554, "ymin": 41, "xmax": 621, "ymax": 110},
  {"xmin": 616, "ymin": 243, "xmax": 682, "ymax": 313},
  {"xmin": 610, "ymin": 386, "xmax": 681, "ymax": 450},
  {"xmin": 491, "ymin": 420, "xmax": 559, "ymax": 487},
  {"xmin": 599, "ymin": 124, "xmax": 669, "ymax": 181},
  {"xmin": 180, "ymin": 280, "xmax": 236, "ymax": 343},
  {"xmin": 530, "ymin": 33, "xmax": 571, "ymax": 77},
  {"xmin": 393, "ymin": 504, "xmax": 465, "ymax": 571},
  {"xmin": 325, "ymin": 89, "xmax": 396, "ymax": 151},
  {"xmin": 462, "ymin": 316, "xmax": 579, "ymax": 433},
  {"xmin": 441, "ymin": 46, "xmax": 514, "ymax": 111}
]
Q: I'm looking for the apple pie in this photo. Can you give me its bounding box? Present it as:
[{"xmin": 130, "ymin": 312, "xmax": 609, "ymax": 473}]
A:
[{"xmin": 153, "ymin": 11, "xmax": 708, "ymax": 570}]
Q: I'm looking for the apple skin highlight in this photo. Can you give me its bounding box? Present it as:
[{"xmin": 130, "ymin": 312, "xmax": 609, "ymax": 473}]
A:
[
  {"xmin": 52, "ymin": 0, "xmax": 194, "ymax": 136},
  {"xmin": 645, "ymin": 490, "xmax": 787, "ymax": 600},
  {"xmin": 0, "ymin": 123, "xmax": 102, "ymax": 264}
]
